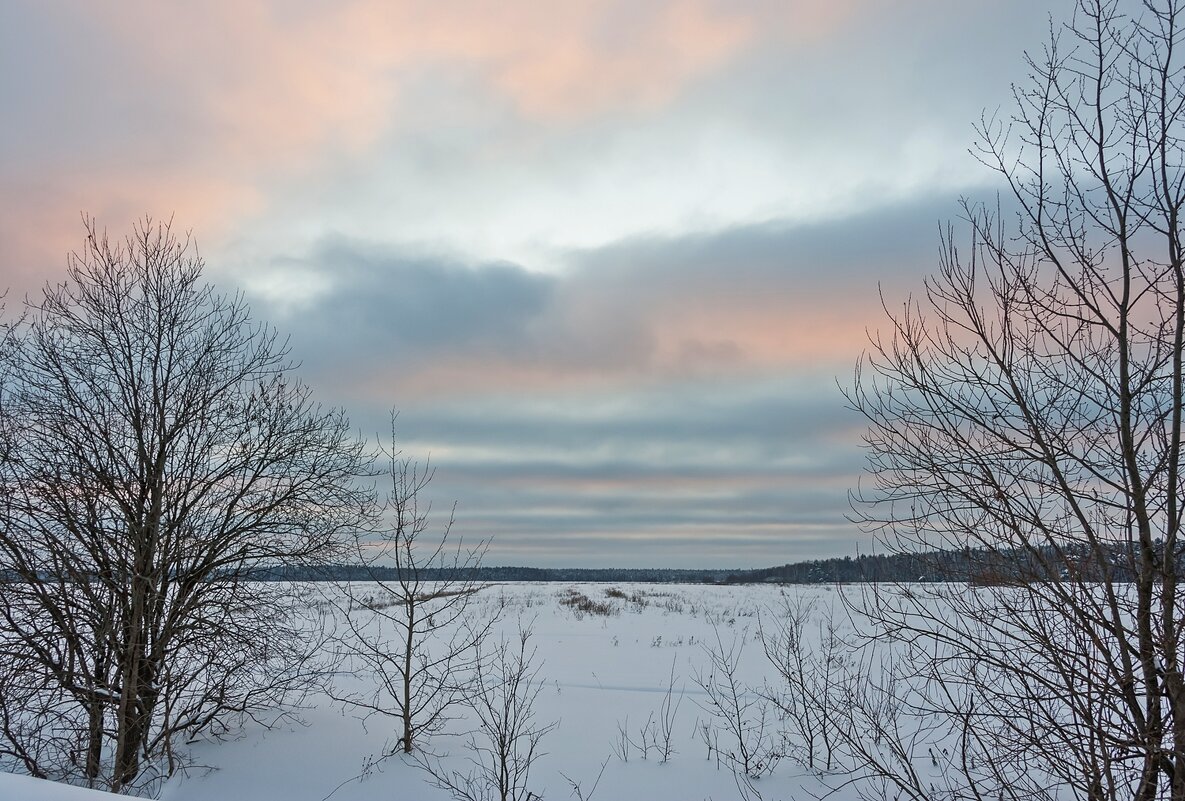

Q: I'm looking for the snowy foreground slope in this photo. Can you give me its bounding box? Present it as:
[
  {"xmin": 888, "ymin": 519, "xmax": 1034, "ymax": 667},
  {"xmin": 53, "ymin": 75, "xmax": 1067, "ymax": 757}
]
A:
[
  {"xmin": 5, "ymin": 583, "xmax": 917, "ymax": 801},
  {"xmin": 0, "ymin": 772, "xmax": 121, "ymax": 800}
]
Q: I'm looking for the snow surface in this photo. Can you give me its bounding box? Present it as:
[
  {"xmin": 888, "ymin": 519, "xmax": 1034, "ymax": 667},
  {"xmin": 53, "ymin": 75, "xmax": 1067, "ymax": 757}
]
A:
[
  {"xmin": 0, "ymin": 772, "xmax": 122, "ymax": 800},
  {"xmin": 2, "ymin": 582, "xmax": 899, "ymax": 801}
]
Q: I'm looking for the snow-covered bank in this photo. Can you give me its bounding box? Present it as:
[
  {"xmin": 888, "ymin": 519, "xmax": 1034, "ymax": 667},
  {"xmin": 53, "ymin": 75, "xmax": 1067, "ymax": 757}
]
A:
[
  {"xmin": 7, "ymin": 582, "xmax": 920, "ymax": 801},
  {"xmin": 0, "ymin": 772, "xmax": 122, "ymax": 800},
  {"xmin": 157, "ymin": 582, "xmax": 850, "ymax": 801}
]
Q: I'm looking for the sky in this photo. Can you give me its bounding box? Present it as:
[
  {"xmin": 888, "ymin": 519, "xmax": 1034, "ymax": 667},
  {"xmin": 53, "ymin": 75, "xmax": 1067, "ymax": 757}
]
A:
[{"xmin": 0, "ymin": 0, "xmax": 1061, "ymax": 568}]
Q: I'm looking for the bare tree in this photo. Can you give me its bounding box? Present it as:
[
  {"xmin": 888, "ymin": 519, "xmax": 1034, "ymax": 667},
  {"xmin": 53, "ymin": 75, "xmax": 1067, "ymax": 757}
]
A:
[
  {"xmin": 333, "ymin": 423, "xmax": 495, "ymax": 756},
  {"xmin": 416, "ymin": 625, "xmax": 557, "ymax": 801},
  {"xmin": 846, "ymin": 1, "xmax": 1185, "ymax": 799},
  {"xmin": 0, "ymin": 218, "xmax": 374, "ymax": 792}
]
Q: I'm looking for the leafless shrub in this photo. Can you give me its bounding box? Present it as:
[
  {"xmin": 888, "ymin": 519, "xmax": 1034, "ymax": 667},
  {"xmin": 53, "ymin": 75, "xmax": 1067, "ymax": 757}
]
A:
[
  {"xmin": 560, "ymin": 756, "xmax": 609, "ymax": 801},
  {"xmin": 416, "ymin": 626, "xmax": 557, "ymax": 801},
  {"xmin": 610, "ymin": 658, "xmax": 683, "ymax": 765},
  {"xmin": 652, "ymin": 658, "xmax": 683, "ymax": 764},
  {"xmin": 611, "ymin": 718, "xmax": 632, "ymax": 763},
  {"xmin": 759, "ymin": 593, "xmax": 850, "ymax": 772},
  {"xmin": 693, "ymin": 627, "xmax": 783, "ymax": 784}
]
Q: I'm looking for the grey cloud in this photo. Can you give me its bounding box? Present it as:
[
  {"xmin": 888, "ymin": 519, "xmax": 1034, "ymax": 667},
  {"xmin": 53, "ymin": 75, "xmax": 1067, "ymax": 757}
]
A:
[
  {"xmin": 0, "ymin": 0, "xmax": 1070, "ymax": 569},
  {"xmin": 373, "ymin": 374, "xmax": 869, "ymax": 568},
  {"xmin": 243, "ymin": 196, "xmax": 972, "ymax": 569},
  {"xmin": 305, "ymin": 238, "xmax": 554, "ymax": 350},
  {"xmin": 565, "ymin": 193, "xmax": 954, "ymax": 293},
  {"xmin": 266, "ymin": 190, "xmax": 966, "ymax": 396},
  {"xmin": 393, "ymin": 376, "xmax": 852, "ymax": 449},
  {"xmin": 259, "ymin": 240, "xmax": 559, "ymax": 388}
]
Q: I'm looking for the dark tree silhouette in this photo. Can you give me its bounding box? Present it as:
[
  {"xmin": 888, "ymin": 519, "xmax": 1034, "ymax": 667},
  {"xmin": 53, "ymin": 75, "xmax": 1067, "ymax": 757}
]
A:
[
  {"xmin": 845, "ymin": 1, "xmax": 1185, "ymax": 799},
  {"xmin": 0, "ymin": 218, "xmax": 374, "ymax": 792}
]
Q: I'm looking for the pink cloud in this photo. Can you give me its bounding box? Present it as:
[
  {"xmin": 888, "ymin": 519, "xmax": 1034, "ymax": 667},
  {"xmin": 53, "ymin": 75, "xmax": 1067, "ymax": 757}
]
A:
[
  {"xmin": 649, "ymin": 287, "xmax": 878, "ymax": 371},
  {"xmin": 0, "ymin": 0, "xmax": 764, "ymax": 288},
  {"xmin": 325, "ymin": 273, "xmax": 881, "ymax": 403},
  {"xmin": 2, "ymin": 0, "xmax": 887, "ymax": 321}
]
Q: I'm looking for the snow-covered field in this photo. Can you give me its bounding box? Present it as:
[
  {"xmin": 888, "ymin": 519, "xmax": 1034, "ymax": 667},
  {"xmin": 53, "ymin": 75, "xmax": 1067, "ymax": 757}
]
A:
[{"xmin": 1, "ymin": 582, "xmax": 910, "ymax": 801}]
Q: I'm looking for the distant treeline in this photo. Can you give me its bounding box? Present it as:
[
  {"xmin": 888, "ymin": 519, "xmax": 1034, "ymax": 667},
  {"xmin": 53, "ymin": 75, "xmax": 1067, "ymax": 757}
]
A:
[
  {"xmin": 243, "ymin": 564, "xmax": 733, "ymax": 584},
  {"xmin": 240, "ymin": 540, "xmax": 1173, "ymax": 586},
  {"xmin": 722, "ymin": 550, "xmax": 971, "ymax": 584},
  {"xmin": 723, "ymin": 540, "xmax": 1175, "ymax": 585}
]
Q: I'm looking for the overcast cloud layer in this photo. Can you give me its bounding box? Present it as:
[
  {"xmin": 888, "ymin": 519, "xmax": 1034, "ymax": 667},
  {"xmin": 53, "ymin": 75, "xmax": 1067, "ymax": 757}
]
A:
[{"xmin": 1, "ymin": 0, "xmax": 1060, "ymax": 566}]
